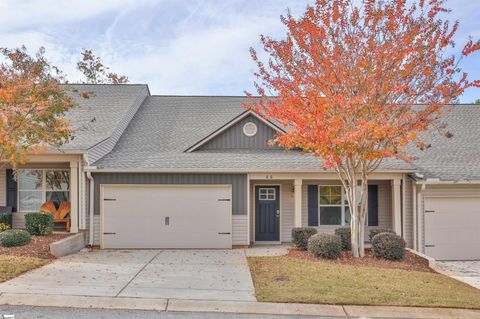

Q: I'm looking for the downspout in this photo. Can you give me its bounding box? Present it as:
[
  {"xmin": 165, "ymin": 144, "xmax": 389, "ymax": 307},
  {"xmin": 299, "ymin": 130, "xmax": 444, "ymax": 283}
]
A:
[
  {"xmin": 401, "ymin": 175, "xmax": 405, "ymax": 238},
  {"xmin": 413, "ymin": 182, "xmax": 417, "ymax": 251},
  {"xmin": 417, "ymin": 183, "xmax": 426, "ymax": 253},
  {"xmin": 86, "ymin": 171, "xmax": 95, "ymax": 246},
  {"xmin": 83, "ymin": 153, "xmax": 96, "ymax": 247}
]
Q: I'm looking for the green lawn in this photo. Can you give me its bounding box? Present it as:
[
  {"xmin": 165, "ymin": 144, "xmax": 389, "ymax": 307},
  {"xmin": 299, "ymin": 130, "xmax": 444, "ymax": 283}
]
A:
[
  {"xmin": 248, "ymin": 256, "xmax": 480, "ymax": 309},
  {"xmin": 0, "ymin": 255, "xmax": 48, "ymax": 282}
]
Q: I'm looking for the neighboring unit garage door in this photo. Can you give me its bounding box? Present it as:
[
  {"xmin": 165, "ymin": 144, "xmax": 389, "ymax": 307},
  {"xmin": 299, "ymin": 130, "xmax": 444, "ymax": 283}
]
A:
[
  {"xmin": 424, "ymin": 197, "xmax": 480, "ymax": 260},
  {"xmin": 102, "ymin": 185, "xmax": 232, "ymax": 249}
]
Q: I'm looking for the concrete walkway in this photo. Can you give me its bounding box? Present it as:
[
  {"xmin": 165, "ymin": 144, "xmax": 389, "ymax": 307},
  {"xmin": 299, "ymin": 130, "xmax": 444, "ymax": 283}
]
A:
[
  {"xmin": 0, "ymin": 249, "xmax": 255, "ymax": 301},
  {"xmin": 244, "ymin": 244, "xmax": 291, "ymax": 257},
  {"xmin": 435, "ymin": 261, "xmax": 480, "ymax": 289},
  {"xmin": 0, "ymin": 293, "xmax": 479, "ymax": 319}
]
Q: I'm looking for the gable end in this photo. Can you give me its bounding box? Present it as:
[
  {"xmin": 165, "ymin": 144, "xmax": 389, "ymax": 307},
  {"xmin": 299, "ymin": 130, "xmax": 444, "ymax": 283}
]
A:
[
  {"xmin": 186, "ymin": 111, "xmax": 284, "ymax": 152},
  {"xmin": 198, "ymin": 114, "xmax": 281, "ymax": 151}
]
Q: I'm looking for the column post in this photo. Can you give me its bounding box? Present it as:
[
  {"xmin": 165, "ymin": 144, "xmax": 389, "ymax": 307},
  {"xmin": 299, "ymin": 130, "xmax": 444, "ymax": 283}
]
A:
[
  {"xmin": 69, "ymin": 161, "xmax": 79, "ymax": 233},
  {"xmin": 391, "ymin": 178, "xmax": 402, "ymax": 235},
  {"xmin": 294, "ymin": 178, "xmax": 303, "ymax": 227}
]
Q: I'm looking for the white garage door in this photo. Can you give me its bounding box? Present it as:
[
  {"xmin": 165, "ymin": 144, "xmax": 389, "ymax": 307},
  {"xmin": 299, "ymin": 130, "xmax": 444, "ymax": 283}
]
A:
[
  {"xmin": 101, "ymin": 185, "xmax": 232, "ymax": 249},
  {"xmin": 425, "ymin": 197, "xmax": 480, "ymax": 260}
]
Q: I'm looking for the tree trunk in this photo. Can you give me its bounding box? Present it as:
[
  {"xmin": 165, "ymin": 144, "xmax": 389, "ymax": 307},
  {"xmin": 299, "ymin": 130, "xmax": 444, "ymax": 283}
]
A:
[
  {"xmin": 345, "ymin": 166, "xmax": 361, "ymax": 258},
  {"xmin": 351, "ymin": 211, "xmax": 359, "ymax": 257},
  {"xmin": 359, "ymin": 213, "xmax": 366, "ymax": 257},
  {"xmin": 358, "ymin": 170, "xmax": 369, "ymax": 257},
  {"xmin": 336, "ymin": 158, "xmax": 373, "ymax": 258},
  {"xmin": 340, "ymin": 163, "xmax": 370, "ymax": 258}
]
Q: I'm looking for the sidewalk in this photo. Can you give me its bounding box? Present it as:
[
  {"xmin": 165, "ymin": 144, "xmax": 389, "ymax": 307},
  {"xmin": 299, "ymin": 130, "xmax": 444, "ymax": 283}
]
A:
[{"xmin": 0, "ymin": 293, "xmax": 479, "ymax": 319}]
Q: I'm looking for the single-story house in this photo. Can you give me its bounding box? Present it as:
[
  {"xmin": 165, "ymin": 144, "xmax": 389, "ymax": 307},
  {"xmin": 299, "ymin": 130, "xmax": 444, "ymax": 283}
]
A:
[{"xmin": 3, "ymin": 84, "xmax": 479, "ymax": 261}]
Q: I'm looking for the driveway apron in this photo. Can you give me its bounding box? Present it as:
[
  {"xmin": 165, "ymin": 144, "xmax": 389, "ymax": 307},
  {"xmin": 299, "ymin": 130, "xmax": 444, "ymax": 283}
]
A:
[
  {"xmin": 435, "ymin": 261, "xmax": 480, "ymax": 289},
  {"xmin": 0, "ymin": 249, "xmax": 255, "ymax": 301}
]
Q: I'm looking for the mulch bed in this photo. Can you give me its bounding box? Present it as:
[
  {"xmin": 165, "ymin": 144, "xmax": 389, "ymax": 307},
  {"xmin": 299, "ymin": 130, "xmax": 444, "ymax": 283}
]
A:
[
  {"xmin": 0, "ymin": 233, "xmax": 70, "ymax": 260},
  {"xmin": 288, "ymin": 248, "xmax": 434, "ymax": 273}
]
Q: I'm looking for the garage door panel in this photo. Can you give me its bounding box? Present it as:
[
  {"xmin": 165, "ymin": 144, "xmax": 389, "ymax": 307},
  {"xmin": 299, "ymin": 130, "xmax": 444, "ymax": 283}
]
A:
[
  {"xmin": 426, "ymin": 197, "xmax": 479, "ymax": 214},
  {"xmin": 426, "ymin": 243, "xmax": 480, "ymax": 261},
  {"xmin": 102, "ymin": 185, "xmax": 232, "ymax": 249},
  {"xmin": 425, "ymin": 197, "xmax": 480, "ymax": 261},
  {"xmin": 425, "ymin": 225, "xmax": 480, "ymax": 244}
]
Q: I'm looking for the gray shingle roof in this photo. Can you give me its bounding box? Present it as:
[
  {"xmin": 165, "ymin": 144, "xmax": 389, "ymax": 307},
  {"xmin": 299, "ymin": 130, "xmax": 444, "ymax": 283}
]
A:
[
  {"xmin": 59, "ymin": 84, "xmax": 149, "ymax": 151},
  {"xmin": 410, "ymin": 105, "xmax": 480, "ymax": 182},
  {"xmin": 93, "ymin": 96, "xmax": 413, "ymax": 172}
]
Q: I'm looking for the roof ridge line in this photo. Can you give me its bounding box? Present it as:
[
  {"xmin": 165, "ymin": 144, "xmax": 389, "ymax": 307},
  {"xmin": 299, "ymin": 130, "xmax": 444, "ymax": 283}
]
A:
[{"xmin": 149, "ymin": 95, "xmax": 261, "ymax": 97}]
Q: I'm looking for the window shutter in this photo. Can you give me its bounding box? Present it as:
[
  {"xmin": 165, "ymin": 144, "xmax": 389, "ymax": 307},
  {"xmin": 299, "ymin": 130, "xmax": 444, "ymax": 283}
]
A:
[
  {"xmin": 368, "ymin": 185, "xmax": 378, "ymax": 226},
  {"xmin": 6, "ymin": 169, "xmax": 17, "ymax": 212},
  {"xmin": 307, "ymin": 185, "xmax": 318, "ymax": 226}
]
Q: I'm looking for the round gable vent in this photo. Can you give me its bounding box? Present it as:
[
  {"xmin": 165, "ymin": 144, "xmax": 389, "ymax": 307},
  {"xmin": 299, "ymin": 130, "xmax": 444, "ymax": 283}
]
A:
[{"xmin": 243, "ymin": 122, "xmax": 258, "ymax": 137}]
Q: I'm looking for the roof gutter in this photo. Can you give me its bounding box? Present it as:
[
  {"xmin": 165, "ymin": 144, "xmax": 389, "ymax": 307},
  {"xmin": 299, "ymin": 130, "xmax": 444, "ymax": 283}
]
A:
[
  {"xmin": 84, "ymin": 167, "xmax": 416, "ymax": 174},
  {"xmin": 415, "ymin": 179, "xmax": 480, "ymax": 185}
]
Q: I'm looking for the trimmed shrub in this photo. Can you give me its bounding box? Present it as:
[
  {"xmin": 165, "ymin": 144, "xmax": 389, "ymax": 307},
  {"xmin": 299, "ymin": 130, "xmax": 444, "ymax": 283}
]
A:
[
  {"xmin": 0, "ymin": 223, "xmax": 11, "ymax": 232},
  {"xmin": 0, "ymin": 213, "xmax": 12, "ymax": 227},
  {"xmin": 334, "ymin": 227, "xmax": 351, "ymax": 251},
  {"xmin": 25, "ymin": 213, "xmax": 54, "ymax": 236},
  {"xmin": 372, "ymin": 232, "xmax": 406, "ymax": 261},
  {"xmin": 369, "ymin": 228, "xmax": 395, "ymax": 242},
  {"xmin": 0, "ymin": 229, "xmax": 31, "ymax": 247},
  {"xmin": 307, "ymin": 233, "xmax": 342, "ymax": 260},
  {"xmin": 292, "ymin": 227, "xmax": 317, "ymax": 250}
]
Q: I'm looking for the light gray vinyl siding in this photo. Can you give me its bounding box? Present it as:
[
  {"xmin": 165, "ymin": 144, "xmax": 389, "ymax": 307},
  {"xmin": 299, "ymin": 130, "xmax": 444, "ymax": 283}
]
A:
[
  {"xmin": 93, "ymin": 215, "xmax": 100, "ymax": 246},
  {"xmin": 86, "ymin": 86, "xmax": 149, "ymax": 164},
  {"xmin": 417, "ymin": 183, "xmax": 480, "ymax": 253},
  {"xmin": 377, "ymin": 181, "xmax": 392, "ymax": 229},
  {"xmin": 301, "ymin": 180, "xmax": 392, "ymax": 241},
  {"xmin": 281, "ymin": 183, "xmax": 295, "ymax": 242},
  {"xmin": 92, "ymin": 173, "xmax": 247, "ymax": 216},
  {"xmin": 12, "ymin": 212, "xmax": 26, "ymax": 229},
  {"xmin": 199, "ymin": 114, "xmax": 282, "ymax": 150},
  {"xmin": 0, "ymin": 168, "xmax": 5, "ymax": 206},
  {"xmin": 249, "ymin": 180, "xmax": 294, "ymax": 243},
  {"xmin": 232, "ymin": 215, "xmax": 248, "ymax": 245}
]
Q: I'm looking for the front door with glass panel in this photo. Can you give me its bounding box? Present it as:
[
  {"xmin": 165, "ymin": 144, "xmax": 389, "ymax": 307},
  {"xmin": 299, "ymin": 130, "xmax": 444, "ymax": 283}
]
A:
[{"xmin": 255, "ymin": 186, "xmax": 280, "ymax": 241}]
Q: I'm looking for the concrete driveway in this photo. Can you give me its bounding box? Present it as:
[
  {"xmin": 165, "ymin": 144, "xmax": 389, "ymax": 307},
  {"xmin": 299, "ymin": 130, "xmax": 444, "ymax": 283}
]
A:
[
  {"xmin": 0, "ymin": 249, "xmax": 256, "ymax": 301},
  {"xmin": 435, "ymin": 261, "xmax": 480, "ymax": 289}
]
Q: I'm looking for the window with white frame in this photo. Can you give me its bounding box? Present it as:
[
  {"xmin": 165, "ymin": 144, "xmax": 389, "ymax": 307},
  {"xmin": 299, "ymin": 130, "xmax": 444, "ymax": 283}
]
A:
[
  {"xmin": 319, "ymin": 186, "xmax": 343, "ymax": 225},
  {"xmin": 318, "ymin": 185, "xmax": 366, "ymax": 226},
  {"xmin": 259, "ymin": 187, "xmax": 276, "ymax": 200},
  {"xmin": 17, "ymin": 169, "xmax": 70, "ymax": 213}
]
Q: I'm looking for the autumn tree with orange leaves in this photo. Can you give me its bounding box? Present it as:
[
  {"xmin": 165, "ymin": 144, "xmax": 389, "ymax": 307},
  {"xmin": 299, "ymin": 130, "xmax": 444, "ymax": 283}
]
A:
[
  {"xmin": 0, "ymin": 47, "xmax": 75, "ymax": 169},
  {"xmin": 77, "ymin": 49, "xmax": 129, "ymax": 84},
  {"xmin": 248, "ymin": 0, "xmax": 479, "ymax": 257}
]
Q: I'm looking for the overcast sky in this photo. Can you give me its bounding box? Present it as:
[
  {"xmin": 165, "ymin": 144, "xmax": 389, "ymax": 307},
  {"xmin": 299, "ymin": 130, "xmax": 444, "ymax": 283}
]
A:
[{"xmin": 0, "ymin": 0, "xmax": 478, "ymax": 102}]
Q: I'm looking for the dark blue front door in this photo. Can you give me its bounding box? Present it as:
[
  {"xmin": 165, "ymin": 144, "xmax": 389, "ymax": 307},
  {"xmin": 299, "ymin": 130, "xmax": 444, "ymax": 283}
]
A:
[{"xmin": 255, "ymin": 186, "xmax": 280, "ymax": 241}]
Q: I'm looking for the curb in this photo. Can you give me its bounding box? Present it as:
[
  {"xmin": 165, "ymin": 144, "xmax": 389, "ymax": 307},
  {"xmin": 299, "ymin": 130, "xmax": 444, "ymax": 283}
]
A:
[
  {"xmin": 49, "ymin": 232, "xmax": 86, "ymax": 258},
  {"xmin": 0, "ymin": 293, "xmax": 167, "ymax": 311},
  {"xmin": 1, "ymin": 293, "xmax": 480, "ymax": 318}
]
